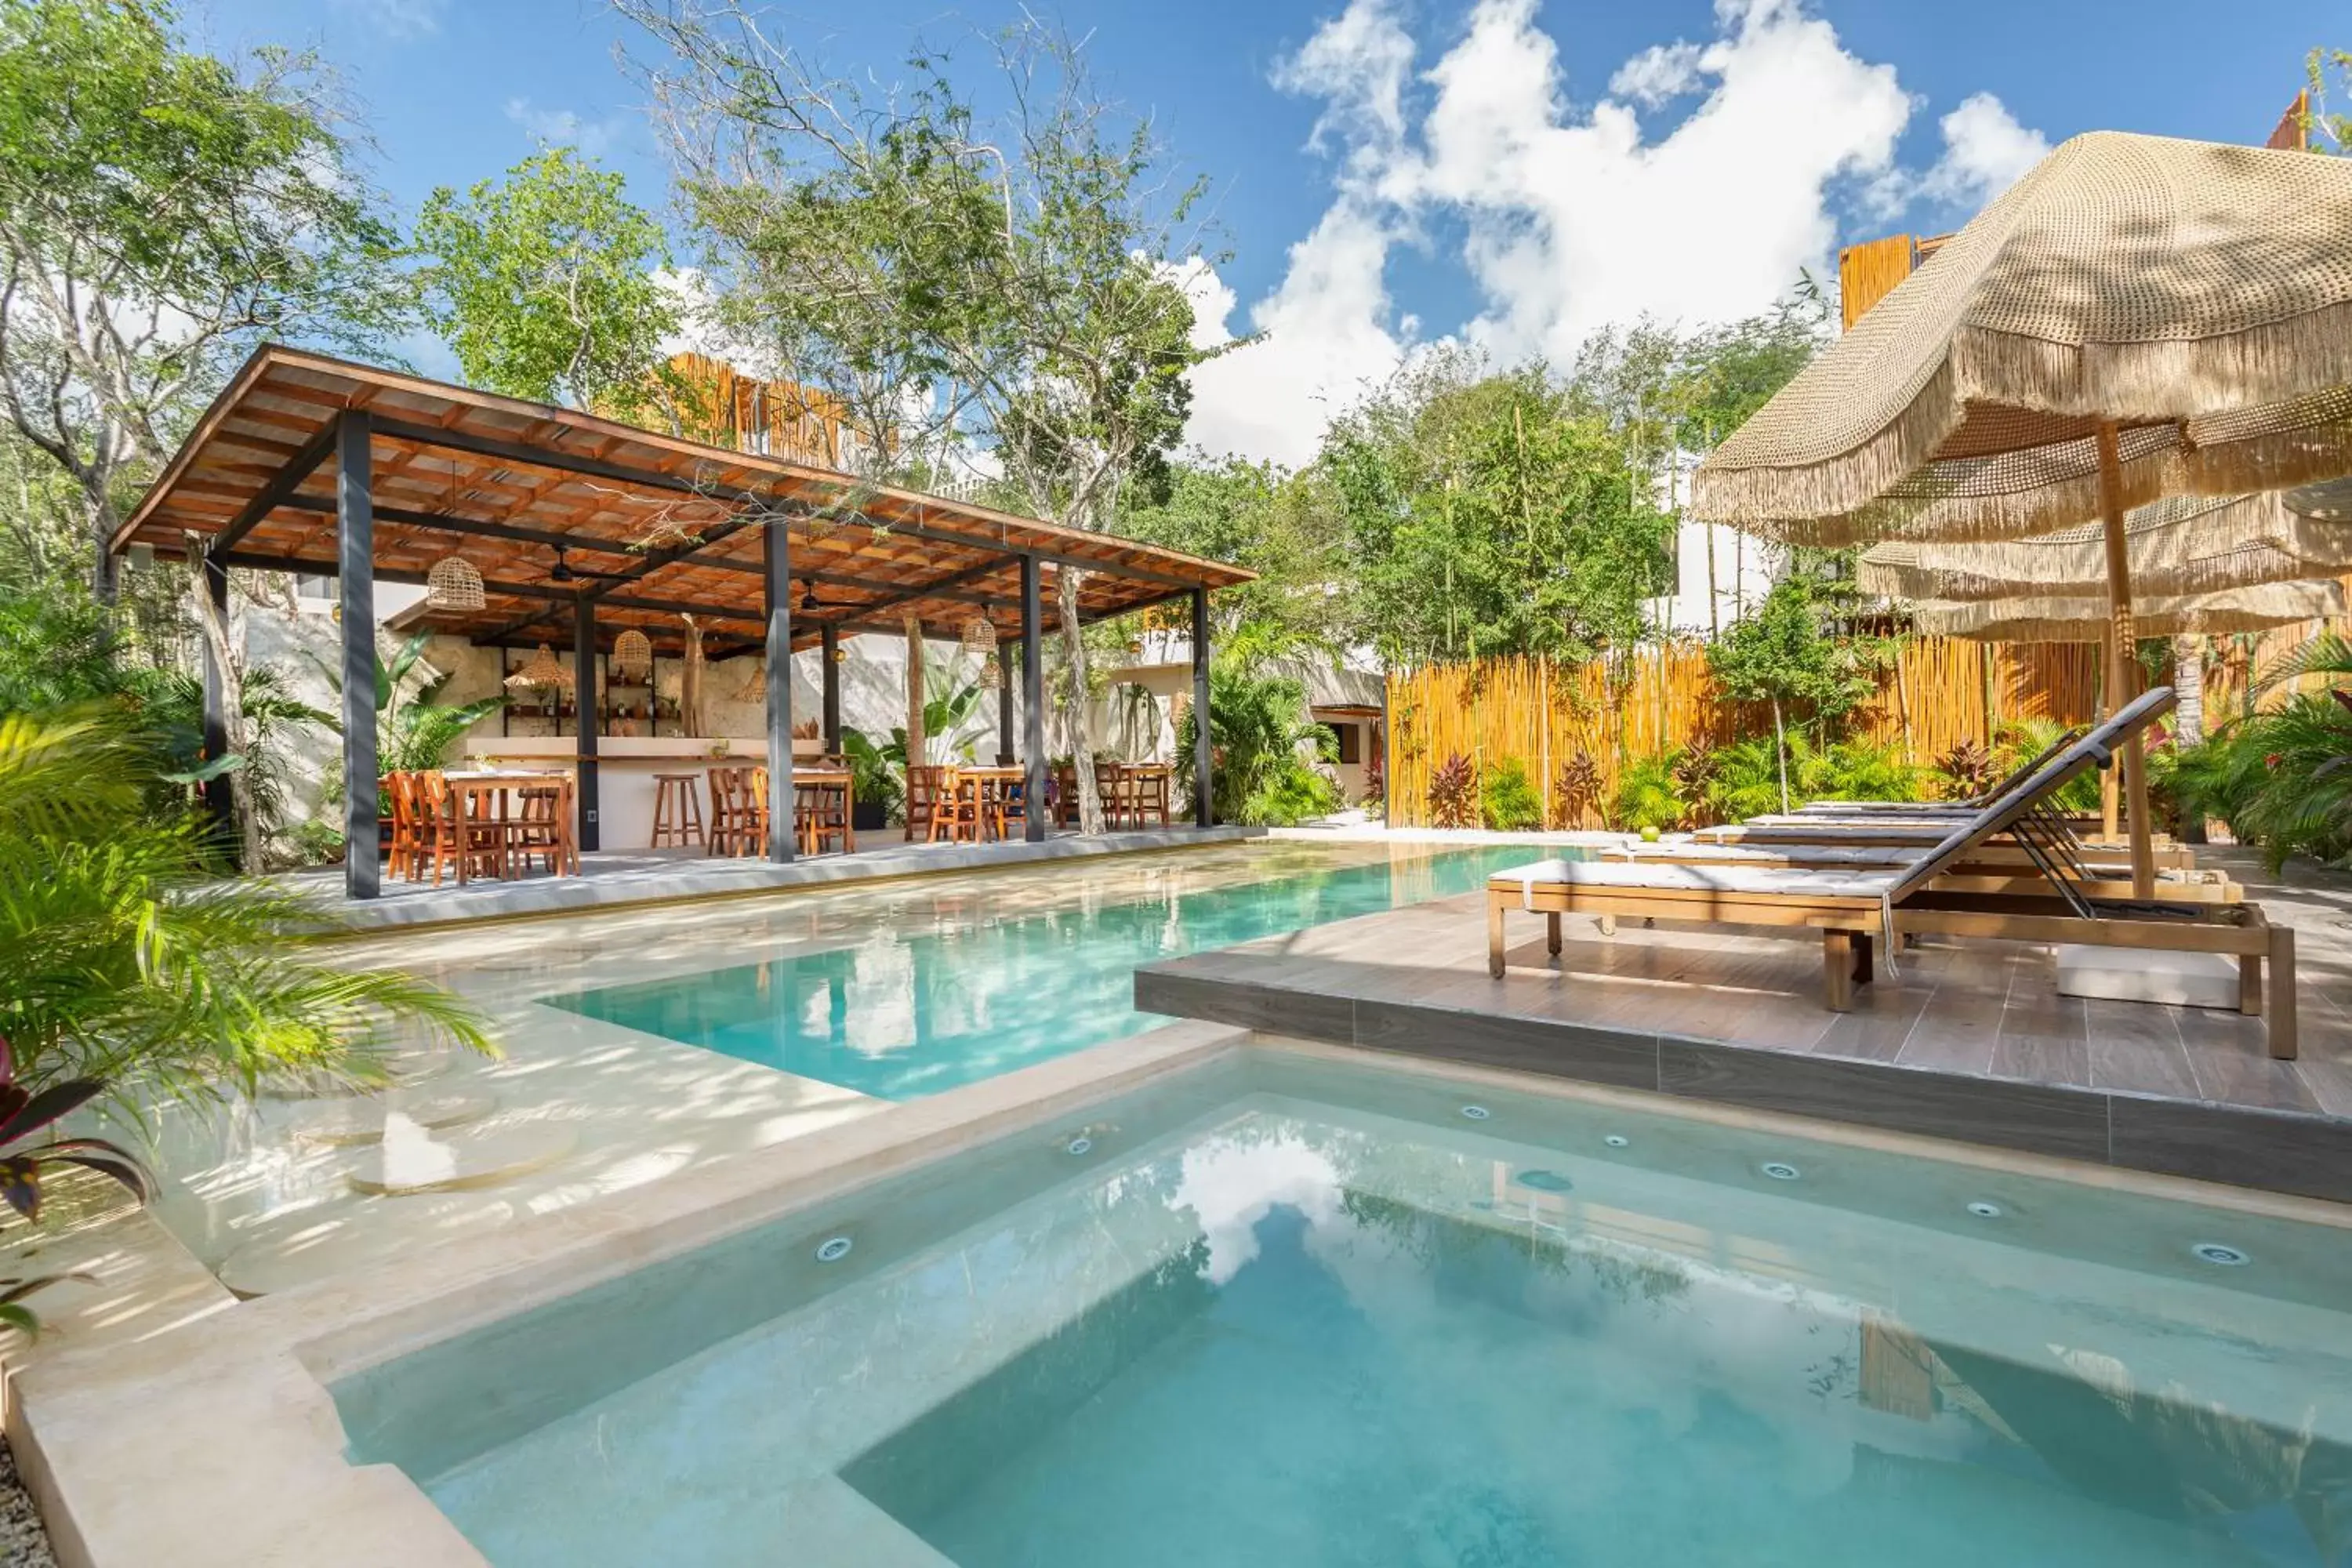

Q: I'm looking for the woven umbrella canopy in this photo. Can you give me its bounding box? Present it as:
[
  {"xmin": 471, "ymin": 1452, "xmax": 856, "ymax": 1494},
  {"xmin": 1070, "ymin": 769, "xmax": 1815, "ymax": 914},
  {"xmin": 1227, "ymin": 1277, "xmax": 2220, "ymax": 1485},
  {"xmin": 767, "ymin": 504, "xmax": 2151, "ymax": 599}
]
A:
[
  {"xmin": 1858, "ymin": 491, "xmax": 2352, "ymax": 602},
  {"xmin": 2288, "ymin": 477, "xmax": 2352, "ymax": 523},
  {"xmin": 1693, "ymin": 131, "xmax": 2352, "ymax": 895},
  {"xmin": 1912, "ymin": 579, "xmax": 2347, "ymax": 641}
]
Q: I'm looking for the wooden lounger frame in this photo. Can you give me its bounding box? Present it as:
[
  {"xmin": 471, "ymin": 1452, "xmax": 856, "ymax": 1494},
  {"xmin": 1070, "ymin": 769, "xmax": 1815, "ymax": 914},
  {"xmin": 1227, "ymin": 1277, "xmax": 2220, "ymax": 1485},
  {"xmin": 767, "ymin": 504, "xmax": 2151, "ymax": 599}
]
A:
[{"xmin": 1486, "ymin": 688, "xmax": 2298, "ymax": 1058}]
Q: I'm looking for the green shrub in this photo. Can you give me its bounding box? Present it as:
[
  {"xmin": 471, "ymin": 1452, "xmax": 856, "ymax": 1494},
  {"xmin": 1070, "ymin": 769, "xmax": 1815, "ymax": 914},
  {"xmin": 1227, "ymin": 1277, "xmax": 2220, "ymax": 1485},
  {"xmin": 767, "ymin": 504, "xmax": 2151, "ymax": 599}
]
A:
[
  {"xmin": 1613, "ymin": 753, "xmax": 1683, "ymax": 833},
  {"xmin": 1479, "ymin": 758, "xmax": 1543, "ymax": 831},
  {"xmin": 1996, "ymin": 717, "xmax": 2100, "ymax": 815},
  {"xmin": 1239, "ymin": 764, "xmax": 1341, "ymax": 827}
]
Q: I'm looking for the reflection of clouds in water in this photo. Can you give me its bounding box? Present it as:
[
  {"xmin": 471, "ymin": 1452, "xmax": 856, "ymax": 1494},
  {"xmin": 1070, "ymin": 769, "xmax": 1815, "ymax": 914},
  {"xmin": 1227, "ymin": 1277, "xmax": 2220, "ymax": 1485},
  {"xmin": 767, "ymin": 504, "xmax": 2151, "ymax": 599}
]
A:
[{"xmin": 1173, "ymin": 1129, "xmax": 1344, "ymax": 1284}]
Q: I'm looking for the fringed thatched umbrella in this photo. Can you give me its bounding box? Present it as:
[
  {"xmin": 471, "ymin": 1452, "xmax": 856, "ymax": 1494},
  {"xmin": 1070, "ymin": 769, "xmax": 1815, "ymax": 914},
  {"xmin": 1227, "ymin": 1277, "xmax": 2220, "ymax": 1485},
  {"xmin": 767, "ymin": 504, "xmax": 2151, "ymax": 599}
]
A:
[
  {"xmin": 1912, "ymin": 579, "xmax": 2347, "ymax": 641},
  {"xmin": 1858, "ymin": 492, "xmax": 2352, "ymax": 602},
  {"xmin": 1693, "ymin": 131, "xmax": 2352, "ymax": 895}
]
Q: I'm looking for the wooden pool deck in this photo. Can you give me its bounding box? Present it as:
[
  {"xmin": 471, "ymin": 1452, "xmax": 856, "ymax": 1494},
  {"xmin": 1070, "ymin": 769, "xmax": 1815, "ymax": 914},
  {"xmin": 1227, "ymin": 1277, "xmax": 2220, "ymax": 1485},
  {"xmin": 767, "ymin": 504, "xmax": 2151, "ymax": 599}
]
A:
[{"xmin": 1136, "ymin": 848, "xmax": 2352, "ymax": 1205}]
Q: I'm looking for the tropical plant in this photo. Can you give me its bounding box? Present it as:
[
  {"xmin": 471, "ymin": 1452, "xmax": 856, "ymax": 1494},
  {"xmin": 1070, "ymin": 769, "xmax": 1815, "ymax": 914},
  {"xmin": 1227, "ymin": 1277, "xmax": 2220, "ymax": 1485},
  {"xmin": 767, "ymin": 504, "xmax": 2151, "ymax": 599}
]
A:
[
  {"xmin": 1176, "ymin": 663, "xmax": 1338, "ymax": 827},
  {"xmin": 1612, "ymin": 753, "xmax": 1684, "ymax": 834},
  {"xmin": 1708, "ymin": 576, "xmax": 1886, "ymax": 812},
  {"xmin": 0, "ymin": 707, "xmax": 490, "ymax": 1102},
  {"xmin": 0, "ymin": 1035, "xmax": 148, "ymax": 1335},
  {"xmin": 313, "ymin": 633, "xmax": 504, "ymax": 784},
  {"xmin": 1479, "ymin": 758, "xmax": 1543, "ymax": 832},
  {"xmin": 1669, "ymin": 735, "xmax": 1722, "ymax": 808},
  {"xmin": 1706, "ymin": 733, "xmax": 1922, "ymax": 822},
  {"xmin": 2160, "ymin": 634, "xmax": 2352, "ymax": 869},
  {"xmin": 1936, "ymin": 738, "xmax": 1998, "ymax": 801},
  {"xmin": 1552, "ymin": 750, "xmax": 1606, "ymax": 829},
  {"xmin": 839, "ymin": 727, "xmax": 906, "ymax": 824},
  {"xmin": 1427, "ymin": 753, "xmax": 1478, "ymax": 829},
  {"xmin": 143, "ymin": 666, "xmax": 329, "ymax": 847},
  {"xmin": 1994, "ymin": 717, "xmax": 2101, "ymax": 815}
]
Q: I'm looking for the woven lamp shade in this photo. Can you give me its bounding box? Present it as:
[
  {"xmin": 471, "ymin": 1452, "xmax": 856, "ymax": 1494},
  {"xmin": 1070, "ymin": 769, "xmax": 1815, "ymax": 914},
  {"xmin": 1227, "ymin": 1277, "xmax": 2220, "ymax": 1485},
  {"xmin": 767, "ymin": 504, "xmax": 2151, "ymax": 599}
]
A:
[
  {"xmin": 1912, "ymin": 579, "xmax": 2347, "ymax": 642},
  {"xmin": 1692, "ymin": 132, "xmax": 2352, "ymax": 546},
  {"xmin": 960, "ymin": 613, "xmax": 998, "ymax": 657},
  {"xmin": 425, "ymin": 555, "xmax": 485, "ymax": 612},
  {"xmin": 1859, "ymin": 492, "xmax": 2352, "ymax": 603},
  {"xmin": 503, "ymin": 644, "xmax": 573, "ymax": 691},
  {"xmin": 612, "ymin": 628, "xmax": 653, "ymax": 681}
]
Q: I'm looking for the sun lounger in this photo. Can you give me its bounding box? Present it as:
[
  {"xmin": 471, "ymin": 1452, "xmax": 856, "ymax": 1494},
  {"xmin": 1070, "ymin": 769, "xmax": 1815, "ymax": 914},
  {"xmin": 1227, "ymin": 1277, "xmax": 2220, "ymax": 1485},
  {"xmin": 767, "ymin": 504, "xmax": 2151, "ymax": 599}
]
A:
[
  {"xmin": 1486, "ymin": 687, "xmax": 2296, "ymax": 1057},
  {"xmin": 1593, "ymin": 834, "xmax": 2238, "ymax": 905}
]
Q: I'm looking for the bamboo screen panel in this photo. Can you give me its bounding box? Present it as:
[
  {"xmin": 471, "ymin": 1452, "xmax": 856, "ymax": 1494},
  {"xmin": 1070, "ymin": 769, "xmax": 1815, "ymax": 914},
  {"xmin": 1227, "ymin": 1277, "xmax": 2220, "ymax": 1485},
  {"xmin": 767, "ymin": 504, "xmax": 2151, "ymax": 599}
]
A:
[{"xmin": 1385, "ymin": 638, "xmax": 2106, "ymax": 829}]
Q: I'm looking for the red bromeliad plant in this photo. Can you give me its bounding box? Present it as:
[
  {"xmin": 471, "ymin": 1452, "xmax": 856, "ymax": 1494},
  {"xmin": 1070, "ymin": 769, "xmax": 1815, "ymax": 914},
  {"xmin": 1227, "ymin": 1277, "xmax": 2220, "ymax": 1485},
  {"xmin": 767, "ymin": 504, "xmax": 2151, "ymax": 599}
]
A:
[
  {"xmin": 1427, "ymin": 752, "xmax": 1478, "ymax": 829},
  {"xmin": 0, "ymin": 1036, "xmax": 149, "ymax": 1337}
]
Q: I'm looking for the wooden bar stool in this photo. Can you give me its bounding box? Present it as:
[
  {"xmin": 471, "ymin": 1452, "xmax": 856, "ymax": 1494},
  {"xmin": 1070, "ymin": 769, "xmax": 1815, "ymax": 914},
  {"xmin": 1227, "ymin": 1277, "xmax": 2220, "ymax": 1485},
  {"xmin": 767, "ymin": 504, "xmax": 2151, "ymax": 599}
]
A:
[{"xmin": 652, "ymin": 773, "xmax": 704, "ymax": 848}]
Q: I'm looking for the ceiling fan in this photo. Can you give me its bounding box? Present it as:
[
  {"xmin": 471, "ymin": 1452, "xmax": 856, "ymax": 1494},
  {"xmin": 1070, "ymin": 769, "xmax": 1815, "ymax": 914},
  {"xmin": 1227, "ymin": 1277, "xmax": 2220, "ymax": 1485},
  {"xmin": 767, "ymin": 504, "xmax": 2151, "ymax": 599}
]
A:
[
  {"xmin": 798, "ymin": 579, "xmax": 857, "ymax": 612},
  {"xmin": 537, "ymin": 544, "xmax": 633, "ymax": 588}
]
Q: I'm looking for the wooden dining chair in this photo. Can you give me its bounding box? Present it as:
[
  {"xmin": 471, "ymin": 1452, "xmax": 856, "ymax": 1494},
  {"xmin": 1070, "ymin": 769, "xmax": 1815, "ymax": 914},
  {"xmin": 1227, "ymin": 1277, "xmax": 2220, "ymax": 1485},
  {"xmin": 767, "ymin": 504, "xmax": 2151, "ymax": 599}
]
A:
[
  {"xmin": 796, "ymin": 772, "xmax": 852, "ymax": 856},
  {"xmin": 506, "ymin": 780, "xmax": 575, "ymax": 877},
  {"xmin": 1053, "ymin": 764, "xmax": 1081, "ymax": 829},
  {"xmin": 706, "ymin": 766, "xmax": 751, "ymax": 856},
  {"xmin": 746, "ymin": 766, "xmax": 773, "ymax": 857},
  {"xmin": 904, "ymin": 765, "xmax": 946, "ymax": 842},
  {"xmin": 927, "ymin": 768, "xmax": 982, "ymax": 843},
  {"xmin": 415, "ymin": 772, "xmax": 497, "ymax": 886},
  {"xmin": 990, "ymin": 773, "xmax": 1026, "ymax": 840},
  {"xmin": 1095, "ymin": 760, "xmax": 1131, "ymax": 829},
  {"xmin": 383, "ymin": 771, "xmax": 418, "ymax": 880}
]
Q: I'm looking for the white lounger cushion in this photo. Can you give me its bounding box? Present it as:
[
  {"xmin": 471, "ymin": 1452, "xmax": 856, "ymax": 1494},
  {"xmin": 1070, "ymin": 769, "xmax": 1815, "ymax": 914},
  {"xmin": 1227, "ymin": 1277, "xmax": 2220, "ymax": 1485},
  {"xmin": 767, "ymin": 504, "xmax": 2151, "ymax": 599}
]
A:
[
  {"xmin": 1488, "ymin": 858, "xmax": 1901, "ymax": 902},
  {"xmin": 1598, "ymin": 841, "xmax": 1919, "ymax": 866}
]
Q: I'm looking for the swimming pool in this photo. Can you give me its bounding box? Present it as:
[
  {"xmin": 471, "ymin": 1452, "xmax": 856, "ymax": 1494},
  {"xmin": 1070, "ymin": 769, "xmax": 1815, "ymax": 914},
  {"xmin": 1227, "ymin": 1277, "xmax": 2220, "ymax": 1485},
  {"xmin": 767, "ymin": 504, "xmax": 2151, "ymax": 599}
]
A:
[
  {"xmin": 336, "ymin": 1051, "xmax": 2352, "ymax": 1568},
  {"xmin": 539, "ymin": 844, "xmax": 1543, "ymax": 1098}
]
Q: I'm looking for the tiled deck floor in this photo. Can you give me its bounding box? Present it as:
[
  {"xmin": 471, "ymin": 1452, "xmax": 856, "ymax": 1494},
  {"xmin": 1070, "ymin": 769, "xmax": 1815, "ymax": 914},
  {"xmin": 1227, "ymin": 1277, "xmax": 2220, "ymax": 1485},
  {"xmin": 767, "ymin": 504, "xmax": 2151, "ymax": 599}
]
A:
[{"xmin": 1138, "ymin": 848, "xmax": 2352, "ymax": 1203}]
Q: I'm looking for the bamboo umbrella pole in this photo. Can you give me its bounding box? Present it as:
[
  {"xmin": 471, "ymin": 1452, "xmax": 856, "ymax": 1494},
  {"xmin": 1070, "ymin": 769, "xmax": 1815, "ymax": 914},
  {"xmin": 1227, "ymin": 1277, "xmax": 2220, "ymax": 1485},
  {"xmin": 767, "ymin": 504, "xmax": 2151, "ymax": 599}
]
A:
[
  {"xmin": 2096, "ymin": 422, "xmax": 2158, "ymax": 898},
  {"xmin": 2096, "ymin": 631, "xmax": 2120, "ymax": 840}
]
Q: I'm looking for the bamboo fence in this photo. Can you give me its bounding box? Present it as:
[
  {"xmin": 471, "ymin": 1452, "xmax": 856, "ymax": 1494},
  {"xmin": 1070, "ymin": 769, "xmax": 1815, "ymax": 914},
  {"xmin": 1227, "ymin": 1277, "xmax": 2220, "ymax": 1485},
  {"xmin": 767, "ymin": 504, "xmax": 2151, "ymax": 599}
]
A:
[{"xmin": 1384, "ymin": 623, "xmax": 2332, "ymax": 829}]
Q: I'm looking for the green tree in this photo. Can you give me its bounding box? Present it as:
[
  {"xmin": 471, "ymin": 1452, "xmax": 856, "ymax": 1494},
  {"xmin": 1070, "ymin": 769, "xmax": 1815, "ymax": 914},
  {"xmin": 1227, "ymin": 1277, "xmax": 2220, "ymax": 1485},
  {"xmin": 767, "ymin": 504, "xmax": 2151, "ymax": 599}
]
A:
[
  {"xmin": 1116, "ymin": 456, "xmax": 1349, "ymax": 651},
  {"xmin": 626, "ymin": 8, "xmax": 1225, "ymax": 832},
  {"xmin": 2305, "ymin": 47, "xmax": 2352, "ymax": 154},
  {"xmin": 0, "ymin": 0, "xmax": 408, "ymax": 598},
  {"xmin": 1707, "ymin": 577, "xmax": 1882, "ymax": 813},
  {"xmin": 1326, "ymin": 352, "xmax": 1673, "ymax": 666},
  {"xmin": 415, "ymin": 147, "xmax": 681, "ymax": 419}
]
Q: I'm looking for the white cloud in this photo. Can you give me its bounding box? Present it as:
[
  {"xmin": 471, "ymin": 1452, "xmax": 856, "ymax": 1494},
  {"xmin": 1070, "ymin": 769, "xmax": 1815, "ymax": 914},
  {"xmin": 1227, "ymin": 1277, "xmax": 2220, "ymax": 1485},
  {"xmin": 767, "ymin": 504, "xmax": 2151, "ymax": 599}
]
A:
[
  {"xmin": 332, "ymin": 0, "xmax": 446, "ymax": 40},
  {"xmin": 504, "ymin": 98, "xmax": 622, "ymax": 158},
  {"xmin": 1183, "ymin": 0, "xmax": 1967, "ymax": 465},
  {"xmin": 1609, "ymin": 42, "xmax": 1704, "ymax": 108},
  {"xmin": 1921, "ymin": 91, "xmax": 2049, "ymax": 204}
]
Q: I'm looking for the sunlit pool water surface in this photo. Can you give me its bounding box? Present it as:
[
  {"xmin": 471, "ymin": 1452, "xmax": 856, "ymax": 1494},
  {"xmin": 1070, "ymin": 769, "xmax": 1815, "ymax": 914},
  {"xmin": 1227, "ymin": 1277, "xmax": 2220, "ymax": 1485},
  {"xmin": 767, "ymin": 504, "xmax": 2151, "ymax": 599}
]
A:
[
  {"xmin": 539, "ymin": 844, "xmax": 1543, "ymax": 1098},
  {"xmin": 336, "ymin": 1054, "xmax": 2352, "ymax": 1568}
]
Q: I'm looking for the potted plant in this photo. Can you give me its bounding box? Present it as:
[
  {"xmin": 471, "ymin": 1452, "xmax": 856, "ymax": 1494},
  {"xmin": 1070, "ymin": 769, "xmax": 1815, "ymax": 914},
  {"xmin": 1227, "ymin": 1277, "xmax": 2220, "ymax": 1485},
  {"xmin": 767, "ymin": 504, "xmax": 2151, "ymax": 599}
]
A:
[{"xmin": 840, "ymin": 728, "xmax": 902, "ymax": 830}]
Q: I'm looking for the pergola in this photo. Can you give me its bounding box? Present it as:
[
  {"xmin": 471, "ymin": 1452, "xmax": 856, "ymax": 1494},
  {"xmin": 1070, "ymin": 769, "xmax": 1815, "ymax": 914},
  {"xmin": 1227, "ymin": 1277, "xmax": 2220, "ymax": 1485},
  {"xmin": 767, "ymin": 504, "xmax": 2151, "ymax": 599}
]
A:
[{"xmin": 114, "ymin": 346, "xmax": 1253, "ymax": 897}]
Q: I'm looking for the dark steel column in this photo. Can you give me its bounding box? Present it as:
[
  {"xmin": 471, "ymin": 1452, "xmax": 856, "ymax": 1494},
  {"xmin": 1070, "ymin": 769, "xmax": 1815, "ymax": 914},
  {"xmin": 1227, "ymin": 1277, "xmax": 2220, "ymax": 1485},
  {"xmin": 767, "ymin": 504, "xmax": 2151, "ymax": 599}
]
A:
[
  {"xmin": 1190, "ymin": 586, "xmax": 1213, "ymax": 829},
  {"xmin": 573, "ymin": 594, "xmax": 600, "ymax": 851},
  {"xmin": 1021, "ymin": 557, "xmax": 1046, "ymax": 842},
  {"xmin": 764, "ymin": 522, "xmax": 795, "ymax": 862},
  {"xmin": 997, "ymin": 633, "xmax": 1015, "ymax": 764},
  {"xmin": 336, "ymin": 412, "xmax": 379, "ymax": 899},
  {"xmin": 199, "ymin": 547, "xmax": 233, "ymax": 849},
  {"xmin": 820, "ymin": 622, "xmax": 840, "ymax": 753}
]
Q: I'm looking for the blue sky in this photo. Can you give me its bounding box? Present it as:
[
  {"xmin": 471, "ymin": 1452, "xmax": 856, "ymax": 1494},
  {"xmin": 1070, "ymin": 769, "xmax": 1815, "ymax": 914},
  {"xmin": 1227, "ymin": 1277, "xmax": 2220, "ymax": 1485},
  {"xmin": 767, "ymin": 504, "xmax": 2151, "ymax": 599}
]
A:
[{"xmin": 192, "ymin": 0, "xmax": 2345, "ymax": 463}]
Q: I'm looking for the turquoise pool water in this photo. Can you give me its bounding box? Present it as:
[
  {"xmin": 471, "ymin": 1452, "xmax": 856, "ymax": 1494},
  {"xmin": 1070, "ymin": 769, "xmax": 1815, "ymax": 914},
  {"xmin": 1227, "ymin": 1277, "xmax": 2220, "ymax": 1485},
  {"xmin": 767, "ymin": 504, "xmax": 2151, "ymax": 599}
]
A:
[
  {"xmin": 539, "ymin": 844, "xmax": 1541, "ymax": 1098},
  {"xmin": 339, "ymin": 1054, "xmax": 2352, "ymax": 1568}
]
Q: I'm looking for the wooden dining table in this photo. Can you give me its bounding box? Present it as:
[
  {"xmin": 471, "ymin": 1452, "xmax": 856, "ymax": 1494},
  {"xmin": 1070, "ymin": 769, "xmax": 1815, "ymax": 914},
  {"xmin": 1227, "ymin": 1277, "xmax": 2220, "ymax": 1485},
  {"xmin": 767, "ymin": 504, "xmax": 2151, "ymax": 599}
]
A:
[
  {"xmin": 440, "ymin": 769, "xmax": 575, "ymax": 883},
  {"xmin": 953, "ymin": 764, "xmax": 1029, "ymax": 841}
]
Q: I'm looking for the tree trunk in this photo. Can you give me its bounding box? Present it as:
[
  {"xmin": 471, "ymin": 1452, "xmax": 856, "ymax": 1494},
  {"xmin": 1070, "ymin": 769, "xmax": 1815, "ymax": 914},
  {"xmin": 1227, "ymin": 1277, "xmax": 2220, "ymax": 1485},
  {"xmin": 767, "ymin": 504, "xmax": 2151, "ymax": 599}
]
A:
[
  {"xmin": 2172, "ymin": 634, "xmax": 2205, "ymax": 746},
  {"xmin": 904, "ymin": 619, "xmax": 926, "ymax": 767},
  {"xmin": 1057, "ymin": 566, "xmax": 1103, "ymax": 833},
  {"xmin": 87, "ymin": 483, "xmax": 120, "ymax": 602},
  {"xmin": 188, "ymin": 562, "xmax": 263, "ymax": 871},
  {"xmin": 1771, "ymin": 695, "xmax": 1789, "ymax": 815}
]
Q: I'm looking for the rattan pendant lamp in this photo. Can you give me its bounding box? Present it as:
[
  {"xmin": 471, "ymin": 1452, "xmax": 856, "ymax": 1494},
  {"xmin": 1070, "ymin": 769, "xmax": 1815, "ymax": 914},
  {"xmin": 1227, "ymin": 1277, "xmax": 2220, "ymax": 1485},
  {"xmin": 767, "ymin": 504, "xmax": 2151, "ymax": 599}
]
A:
[{"xmin": 1693, "ymin": 131, "xmax": 2352, "ymax": 897}]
